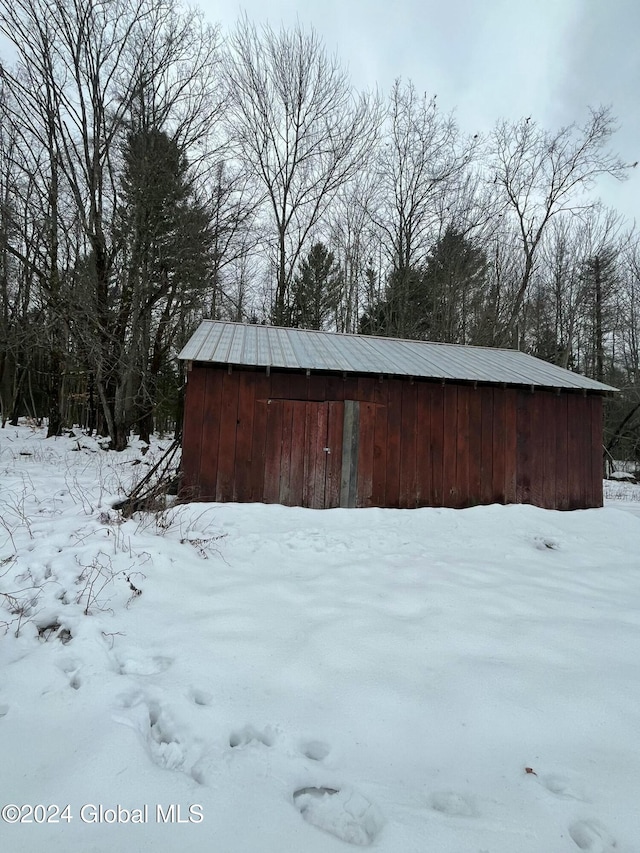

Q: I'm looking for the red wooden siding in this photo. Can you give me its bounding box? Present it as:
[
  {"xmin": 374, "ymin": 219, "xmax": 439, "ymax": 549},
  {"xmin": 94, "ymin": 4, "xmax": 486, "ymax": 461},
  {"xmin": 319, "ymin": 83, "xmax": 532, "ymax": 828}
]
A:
[{"xmin": 180, "ymin": 365, "xmax": 605, "ymax": 510}]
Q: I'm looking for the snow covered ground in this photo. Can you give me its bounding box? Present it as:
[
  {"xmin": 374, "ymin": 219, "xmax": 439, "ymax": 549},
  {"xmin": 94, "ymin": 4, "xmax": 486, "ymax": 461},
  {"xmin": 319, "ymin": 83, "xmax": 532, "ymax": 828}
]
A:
[{"xmin": 1, "ymin": 422, "xmax": 640, "ymax": 853}]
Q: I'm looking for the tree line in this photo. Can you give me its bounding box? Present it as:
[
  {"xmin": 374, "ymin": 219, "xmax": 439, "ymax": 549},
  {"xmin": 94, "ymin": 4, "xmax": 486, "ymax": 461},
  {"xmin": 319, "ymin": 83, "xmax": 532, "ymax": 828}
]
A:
[{"xmin": 0, "ymin": 0, "xmax": 638, "ymax": 462}]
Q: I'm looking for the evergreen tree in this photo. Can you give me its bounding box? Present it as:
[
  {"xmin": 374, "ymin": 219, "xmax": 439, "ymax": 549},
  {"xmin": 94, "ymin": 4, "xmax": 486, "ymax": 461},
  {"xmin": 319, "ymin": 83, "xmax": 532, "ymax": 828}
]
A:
[{"xmin": 290, "ymin": 242, "xmax": 342, "ymax": 330}]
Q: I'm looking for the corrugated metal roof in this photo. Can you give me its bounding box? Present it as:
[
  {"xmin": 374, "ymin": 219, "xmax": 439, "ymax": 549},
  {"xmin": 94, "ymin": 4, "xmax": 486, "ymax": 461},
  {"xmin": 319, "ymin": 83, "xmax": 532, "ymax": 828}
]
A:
[{"xmin": 178, "ymin": 321, "xmax": 616, "ymax": 393}]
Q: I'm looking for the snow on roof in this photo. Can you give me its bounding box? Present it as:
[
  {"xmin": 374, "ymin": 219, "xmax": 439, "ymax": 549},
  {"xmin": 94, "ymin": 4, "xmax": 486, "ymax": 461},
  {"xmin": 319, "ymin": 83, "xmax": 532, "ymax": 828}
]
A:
[{"xmin": 178, "ymin": 321, "xmax": 616, "ymax": 393}]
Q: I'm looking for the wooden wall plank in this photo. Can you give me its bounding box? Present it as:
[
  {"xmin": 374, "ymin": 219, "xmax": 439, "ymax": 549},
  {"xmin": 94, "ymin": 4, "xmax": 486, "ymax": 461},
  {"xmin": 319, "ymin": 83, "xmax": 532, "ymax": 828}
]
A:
[
  {"xmin": 443, "ymin": 385, "xmax": 458, "ymax": 507},
  {"xmin": 249, "ymin": 373, "xmax": 270, "ymax": 502},
  {"xmin": 199, "ymin": 369, "xmax": 224, "ymax": 500},
  {"xmin": 278, "ymin": 400, "xmax": 295, "ymax": 506},
  {"xmin": 288, "ymin": 401, "xmax": 307, "ymax": 506},
  {"xmin": 455, "ymin": 385, "xmax": 470, "ymax": 507},
  {"xmin": 234, "ymin": 372, "xmax": 256, "ymax": 502},
  {"xmin": 312, "ymin": 403, "xmax": 330, "ymax": 509},
  {"xmin": 516, "ymin": 390, "xmax": 532, "ymax": 504},
  {"xmin": 567, "ymin": 394, "xmax": 582, "ymax": 509},
  {"xmin": 356, "ymin": 402, "xmax": 376, "ymax": 507},
  {"xmin": 541, "ymin": 392, "xmax": 557, "ymax": 510},
  {"xmin": 555, "ymin": 393, "xmax": 569, "ymax": 510},
  {"xmin": 325, "ymin": 401, "xmax": 344, "ymax": 507},
  {"xmin": 491, "ymin": 389, "xmax": 506, "ymax": 504},
  {"xmin": 504, "ymin": 388, "xmax": 518, "ymax": 503},
  {"xmin": 340, "ymin": 400, "xmax": 360, "ymax": 508},
  {"xmin": 591, "ymin": 396, "xmax": 604, "ymax": 507},
  {"xmin": 302, "ymin": 402, "xmax": 318, "ymax": 507},
  {"xmin": 357, "ymin": 376, "xmax": 377, "ymax": 403},
  {"xmin": 479, "ymin": 386, "xmax": 494, "ymax": 504},
  {"xmin": 216, "ymin": 372, "xmax": 240, "ymax": 501},
  {"xmin": 385, "ymin": 381, "xmax": 402, "ymax": 507},
  {"xmin": 372, "ymin": 381, "xmax": 389, "ymax": 506},
  {"xmin": 399, "ymin": 382, "xmax": 417, "ymax": 508},
  {"xmin": 415, "ymin": 383, "xmax": 432, "ymax": 507},
  {"xmin": 263, "ymin": 399, "xmax": 284, "ymax": 504},
  {"xmin": 528, "ymin": 391, "xmax": 545, "ymax": 508},
  {"xmin": 430, "ymin": 383, "xmax": 445, "ymax": 506},
  {"xmin": 467, "ymin": 387, "xmax": 483, "ymax": 506},
  {"xmin": 180, "ymin": 366, "xmax": 206, "ymax": 498}
]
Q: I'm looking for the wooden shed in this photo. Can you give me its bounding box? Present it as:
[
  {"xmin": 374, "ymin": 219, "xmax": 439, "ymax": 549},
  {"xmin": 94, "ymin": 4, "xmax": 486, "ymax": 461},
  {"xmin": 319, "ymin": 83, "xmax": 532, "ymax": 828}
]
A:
[{"xmin": 177, "ymin": 321, "xmax": 614, "ymax": 510}]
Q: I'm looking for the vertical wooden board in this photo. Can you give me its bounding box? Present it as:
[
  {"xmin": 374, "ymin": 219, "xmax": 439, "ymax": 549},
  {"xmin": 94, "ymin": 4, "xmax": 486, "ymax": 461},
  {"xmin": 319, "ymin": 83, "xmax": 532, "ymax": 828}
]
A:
[
  {"xmin": 590, "ymin": 396, "xmax": 604, "ymax": 507},
  {"xmin": 263, "ymin": 400, "xmax": 284, "ymax": 504},
  {"xmin": 385, "ymin": 380, "xmax": 402, "ymax": 507},
  {"xmin": 516, "ymin": 390, "xmax": 532, "ymax": 504},
  {"xmin": 285, "ymin": 372, "xmax": 311, "ymax": 401},
  {"xmin": 325, "ymin": 401, "xmax": 344, "ymax": 507},
  {"xmin": 311, "ymin": 375, "xmax": 327, "ymax": 403},
  {"xmin": 399, "ymin": 382, "xmax": 418, "ymax": 507},
  {"xmin": 491, "ymin": 390, "xmax": 507, "ymax": 504},
  {"xmin": 356, "ymin": 402, "xmax": 376, "ymax": 507},
  {"xmin": 567, "ymin": 394, "xmax": 583, "ymax": 509},
  {"xmin": 234, "ymin": 372, "xmax": 257, "ymax": 502},
  {"xmin": 540, "ymin": 392, "xmax": 557, "ymax": 509},
  {"xmin": 302, "ymin": 401, "xmax": 320, "ymax": 507},
  {"xmin": 528, "ymin": 393, "xmax": 545, "ymax": 508},
  {"xmin": 442, "ymin": 384, "xmax": 458, "ymax": 507},
  {"xmin": 180, "ymin": 366, "xmax": 206, "ymax": 499},
  {"xmin": 199, "ymin": 369, "xmax": 224, "ymax": 500},
  {"xmin": 342, "ymin": 376, "xmax": 361, "ymax": 401},
  {"xmin": 415, "ymin": 383, "xmax": 432, "ymax": 507},
  {"xmin": 371, "ymin": 382, "xmax": 389, "ymax": 506},
  {"xmin": 357, "ymin": 376, "xmax": 377, "ymax": 403},
  {"xmin": 269, "ymin": 372, "xmax": 293, "ymax": 399},
  {"xmin": 555, "ymin": 394, "xmax": 569, "ymax": 510},
  {"xmin": 467, "ymin": 387, "xmax": 483, "ymax": 506},
  {"xmin": 288, "ymin": 402, "xmax": 307, "ymax": 505},
  {"xmin": 454, "ymin": 386, "xmax": 470, "ymax": 507},
  {"xmin": 575, "ymin": 394, "xmax": 591, "ymax": 509},
  {"xmin": 430, "ymin": 384, "xmax": 445, "ymax": 506},
  {"xmin": 278, "ymin": 400, "xmax": 295, "ymax": 505},
  {"xmin": 479, "ymin": 386, "xmax": 494, "ymax": 505},
  {"xmin": 215, "ymin": 372, "xmax": 240, "ymax": 502},
  {"xmin": 311, "ymin": 403, "xmax": 329, "ymax": 509},
  {"xmin": 324, "ymin": 374, "xmax": 345, "ymax": 402},
  {"xmin": 340, "ymin": 401, "xmax": 360, "ymax": 508},
  {"xmin": 503, "ymin": 389, "xmax": 518, "ymax": 503},
  {"xmin": 248, "ymin": 373, "xmax": 270, "ymax": 502}
]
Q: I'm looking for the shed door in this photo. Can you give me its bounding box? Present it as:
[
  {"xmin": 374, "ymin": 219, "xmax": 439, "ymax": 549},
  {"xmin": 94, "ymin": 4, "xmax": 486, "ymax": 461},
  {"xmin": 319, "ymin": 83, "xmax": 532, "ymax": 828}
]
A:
[{"xmin": 263, "ymin": 399, "xmax": 344, "ymax": 508}]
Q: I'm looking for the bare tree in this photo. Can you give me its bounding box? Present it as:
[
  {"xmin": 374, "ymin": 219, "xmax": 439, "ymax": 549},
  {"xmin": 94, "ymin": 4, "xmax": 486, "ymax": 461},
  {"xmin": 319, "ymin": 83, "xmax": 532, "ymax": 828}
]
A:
[
  {"xmin": 223, "ymin": 17, "xmax": 382, "ymax": 326},
  {"xmin": 0, "ymin": 0, "xmax": 224, "ymax": 447},
  {"xmin": 490, "ymin": 107, "xmax": 630, "ymax": 344}
]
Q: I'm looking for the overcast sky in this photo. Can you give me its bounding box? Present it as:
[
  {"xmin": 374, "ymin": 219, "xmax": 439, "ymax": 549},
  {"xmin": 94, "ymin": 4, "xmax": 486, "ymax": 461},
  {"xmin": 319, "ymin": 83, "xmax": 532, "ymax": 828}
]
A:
[{"xmin": 210, "ymin": 0, "xmax": 639, "ymax": 225}]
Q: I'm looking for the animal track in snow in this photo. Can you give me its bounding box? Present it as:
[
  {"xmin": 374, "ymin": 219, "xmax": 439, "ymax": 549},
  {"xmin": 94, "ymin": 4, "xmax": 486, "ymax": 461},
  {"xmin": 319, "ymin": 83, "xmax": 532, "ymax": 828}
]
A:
[
  {"xmin": 189, "ymin": 688, "xmax": 213, "ymax": 707},
  {"xmin": 229, "ymin": 725, "xmax": 275, "ymax": 749},
  {"xmin": 293, "ymin": 786, "xmax": 384, "ymax": 846},
  {"xmin": 568, "ymin": 819, "xmax": 617, "ymax": 852},
  {"xmin": 116, "ymin": 654, "xmax": 173, "ymax": 676},
  {"xmin": 538, "ymin": 773, "xmax": 586, "ymax": 801},
  {"xmin": 0, "ymin": 704, "xmax": 8, "ymax": 718},
  {"xmin": 300, "ymin": 740, "xmax": 331, "ymax": 761},
  {"xmin": 144, "ymin": 702, "xmax": 190, "ymax": 773},
  {"xmin": 428, "ymin": 790, "xmax": 477, "ymax": 817},
  {"xmin": 58, "ymin": 659, "xmax": 82, "ymax": 690}
]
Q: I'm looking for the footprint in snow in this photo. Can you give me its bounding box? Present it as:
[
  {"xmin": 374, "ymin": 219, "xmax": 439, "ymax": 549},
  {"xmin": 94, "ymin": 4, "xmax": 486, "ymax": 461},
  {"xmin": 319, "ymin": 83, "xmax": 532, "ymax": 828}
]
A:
[
  {"xmin": 539, "ymin": 773, "xmax": 586, "ymax": 801},
  {"xmin": 429, "ymin": 790, "xmax": 477, "ymax": 817},
  {"xmin": 116, "ymin": 654, "xmax": 173, "ymax": 676},
  {"xmin": 58, "ymin": 659, "xmax": 82, "ymax": 690},
  {"xmin": 293, "ymin": 786, "xmax": 384, "ymax": 847},
  {"xmin": 229, "ymin": 725, "xmax": 275, "ymax": 749},
  {"xmin": 569, "ymin": 819, "xmax": 617, "ymax": 852},
  {"xmin": 189, "ymin": 688, "xmax": 213, "ymax": 707},
  {"xmin": 300, "ymin": 740, "xmax": 331, "ymax": 761}
]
